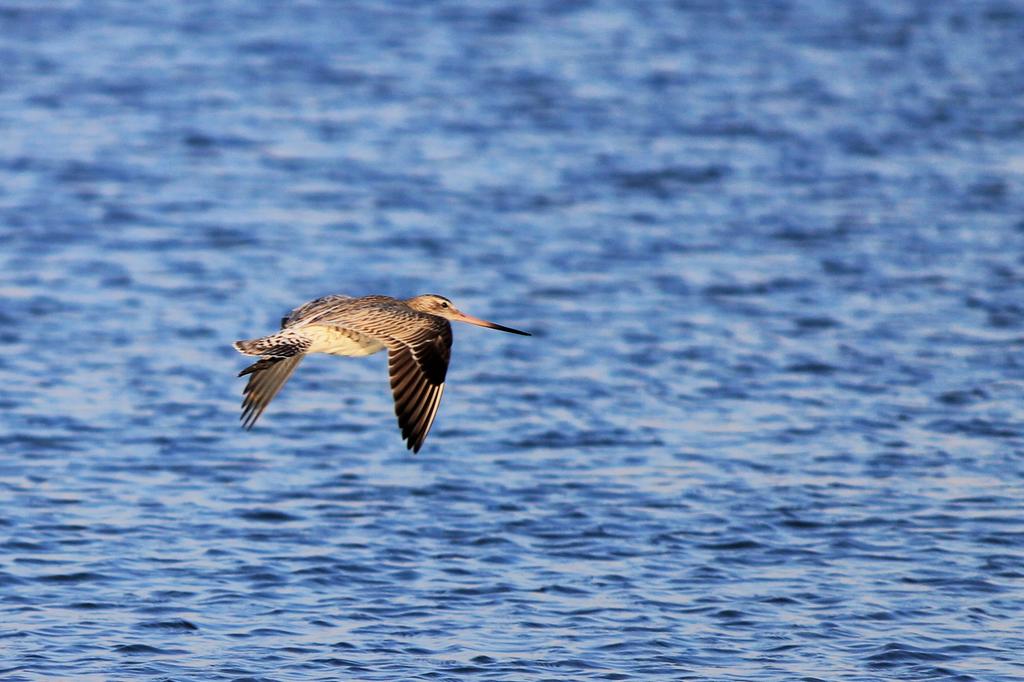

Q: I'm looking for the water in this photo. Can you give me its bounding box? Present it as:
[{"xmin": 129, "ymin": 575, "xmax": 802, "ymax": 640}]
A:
[{"xmin": 2, "ymin": 1, "xmax": 1024, "ymax": 679}]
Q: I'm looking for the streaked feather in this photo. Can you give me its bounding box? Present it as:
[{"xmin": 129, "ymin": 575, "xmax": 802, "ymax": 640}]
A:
[{"xmin": 240, "ymin": 356, "xmax": 303, "ymax": 429}]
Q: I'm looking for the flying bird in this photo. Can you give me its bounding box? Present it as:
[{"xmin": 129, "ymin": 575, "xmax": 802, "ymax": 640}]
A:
[{"xmin": 233, "ymin": 294, "xmax": 531, "ymax": 452}]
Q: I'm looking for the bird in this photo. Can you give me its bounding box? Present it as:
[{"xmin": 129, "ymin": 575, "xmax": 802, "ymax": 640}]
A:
[{"xmin": 233, "ymin": 294, "xmax": 531, "ymax": 452}]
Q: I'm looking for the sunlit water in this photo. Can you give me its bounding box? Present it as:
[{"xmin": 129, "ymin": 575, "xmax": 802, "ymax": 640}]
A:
[{"xmin": 2, "ymin": 1, "xmax": 1024, "ymax": 680}]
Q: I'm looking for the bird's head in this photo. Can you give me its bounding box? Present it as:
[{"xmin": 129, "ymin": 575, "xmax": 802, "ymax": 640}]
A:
[{"xmin": 405, "ymin": 294, "xmax": 531, "ymax": 335}]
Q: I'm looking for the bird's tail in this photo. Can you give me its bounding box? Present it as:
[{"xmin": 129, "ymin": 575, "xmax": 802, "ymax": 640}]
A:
[
  {"xmin": 233, "ymin": 337, "xmax": 270, "ymax": 355},
  {"xmin": 233, "ymin": 330, "xmax": 311, "ymax": 358}
]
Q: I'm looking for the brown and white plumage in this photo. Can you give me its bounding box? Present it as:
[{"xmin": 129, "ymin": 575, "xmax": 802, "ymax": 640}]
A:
[{"xmin": 233, "ymin": 294, "xmax": 530, "ymax": 452}]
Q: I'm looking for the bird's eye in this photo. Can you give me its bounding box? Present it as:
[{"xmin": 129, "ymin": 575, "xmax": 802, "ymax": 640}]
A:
[{"xmin": 441, "ymin": 302, "xmax": 449, "ymax": 308}]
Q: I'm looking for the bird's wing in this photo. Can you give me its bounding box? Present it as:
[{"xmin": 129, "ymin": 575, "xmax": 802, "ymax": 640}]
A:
[
  {"xmin": 386, "ymin": 319, "xmax": 452, "ymax": 453},
  {"xmin": 239, "ymin": 355, "xmax": 304, "ymax": 429},
  {"xmin": 281, "ymin": 294, "xmax": 357, "ymax": 328}
]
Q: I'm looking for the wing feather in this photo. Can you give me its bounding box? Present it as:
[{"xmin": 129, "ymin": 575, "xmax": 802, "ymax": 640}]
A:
[
  {"xmin": 410, "ymin": 384, "xmax": 444, "ymax": 445},
  {"xmin": 240, "ymin": 356, "xmax": 304, "ymax": 429},
  {"xmin": 387, "ymin": 320, "xmax": 452, "ymax": 452}
]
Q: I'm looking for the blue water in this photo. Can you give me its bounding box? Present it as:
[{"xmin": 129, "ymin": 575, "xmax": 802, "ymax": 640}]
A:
[{"xmin": 2, "ymin": 1, "xmax": 1024, "ymax": 679}]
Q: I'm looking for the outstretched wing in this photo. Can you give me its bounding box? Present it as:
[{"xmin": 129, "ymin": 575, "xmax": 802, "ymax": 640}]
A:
[
  {"xmin": 239, "ymin": 356, "xmax": 304, "ymax": 429},
  {"xmin": 387, "ymin": 321, "xmax": 452, "ymax": 453}
]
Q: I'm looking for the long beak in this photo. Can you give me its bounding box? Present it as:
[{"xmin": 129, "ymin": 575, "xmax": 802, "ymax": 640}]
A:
[{"xmin": 452, "ymin": 310, "xmax": 531, "ymax": 336}]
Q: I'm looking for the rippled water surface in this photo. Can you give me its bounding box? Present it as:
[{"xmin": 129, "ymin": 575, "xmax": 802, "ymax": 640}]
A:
[{"xmin": 3, "ymin": 1, "xmax": 1024, "ymax": 680}]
